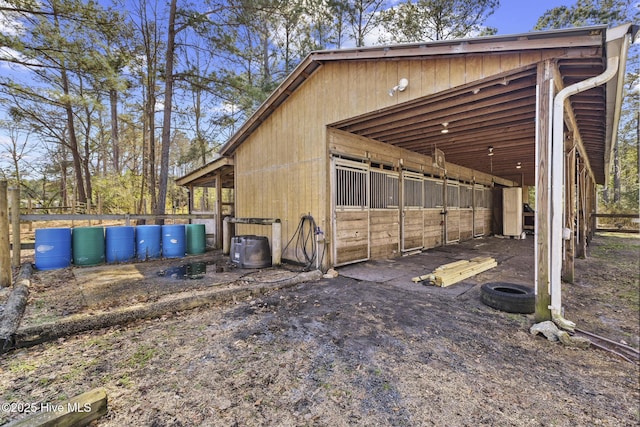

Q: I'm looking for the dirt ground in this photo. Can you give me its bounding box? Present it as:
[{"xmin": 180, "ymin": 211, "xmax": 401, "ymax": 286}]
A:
[{"xmin": 0, "ymin": 233, "xmax": 638, "ymax": 426}]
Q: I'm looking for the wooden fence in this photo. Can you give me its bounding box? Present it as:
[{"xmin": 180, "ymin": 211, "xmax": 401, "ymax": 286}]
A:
[
  {"xmin": 0, "ymin": 181, "xmax": 218, "ymax": 287},
  {"xmin": 593, "ymin": 213, "xmax": 640, "ymax": 233}
]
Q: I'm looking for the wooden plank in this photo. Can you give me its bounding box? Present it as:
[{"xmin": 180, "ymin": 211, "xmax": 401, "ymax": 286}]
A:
[
  {"xmin": 434, "ymin": 259, "xmax": 470, "ymax": 271},
  {"xmin": 435, "ymin": 264, "xmax": 497, "ymax": 287},
  {"xmin": 5, "ymin": 388, "xmax": 107, "ymax": 427},
  {"xmin": 412, "ymin": 256, "xmax": 497, "ymax": 286},
  {"xmin": 432, "ymin": 258, "xmax": 497, "ymax": 287}
]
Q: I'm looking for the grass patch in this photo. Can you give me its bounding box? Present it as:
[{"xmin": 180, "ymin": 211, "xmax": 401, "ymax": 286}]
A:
[
  {"xmin": 127, "ymin": 345, "xmax": 157, "ymax": 368},
  {"xmin": 8, "ymin": 361, "xmax": 37, "ymax": 374}
]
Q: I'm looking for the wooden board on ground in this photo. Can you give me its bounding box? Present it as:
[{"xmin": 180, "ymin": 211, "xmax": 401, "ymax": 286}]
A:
[
  {"xmin": 411, "ymin": 256, "xmax": 497, "ymax": 287},
  {"xmin": 5, "ymin": 388, "xmax": 107, "ymax": 427}
]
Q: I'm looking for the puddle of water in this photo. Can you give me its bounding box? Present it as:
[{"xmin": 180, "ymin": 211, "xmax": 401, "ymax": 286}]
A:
[{"xmin": 158, "ymin": 262, "xmax": 207, "ymax": 280}]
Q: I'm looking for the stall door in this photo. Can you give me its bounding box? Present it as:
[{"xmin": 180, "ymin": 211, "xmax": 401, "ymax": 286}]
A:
[
  {"xmin": 446, "ymin": 180, "xmax": 460, "ymax": 243},
  {"xmin": 401, "ymin": 171, "xmax": 423, "ymax": 252},
  {"xmin": 473, "ymin": 185, "xmax": 484, "ymax": 237},
  {"xmin": 332, "ymin": 159, "xmax": 369, "ymax": 266},
  {"xmin": 369, "ymin": 169, "xmax": 400, "ymax": 259},
  {"xmin": 423, "ymin": 178, "xmax": 444, "ymax": 248},
  {"xmin": 459, "ymin": 184, "xmax": 474, "ymax": 241}
]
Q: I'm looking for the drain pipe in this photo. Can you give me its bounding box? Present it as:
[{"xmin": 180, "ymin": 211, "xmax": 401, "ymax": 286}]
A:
[{"xmin": 550, "ymin": 52, "xmax": 623, "ymax": 331}]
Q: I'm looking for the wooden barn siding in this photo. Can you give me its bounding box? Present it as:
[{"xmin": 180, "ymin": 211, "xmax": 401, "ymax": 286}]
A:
[{"xmin": 234, "ymin": 51, "xmax": 541, "ymax": 265}]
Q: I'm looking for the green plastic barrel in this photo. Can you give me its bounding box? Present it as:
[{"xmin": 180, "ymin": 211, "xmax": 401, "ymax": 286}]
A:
[
  {"xmin": 185, "ymin": 223, "xmax": 206, "ymax": 254},
  {"xmin": 72, "ymin": 226, "xmax": 105, "ymax": 266}
]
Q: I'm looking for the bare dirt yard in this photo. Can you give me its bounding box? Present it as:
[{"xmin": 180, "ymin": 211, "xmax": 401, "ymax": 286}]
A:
[{"xmin": 0, "ymin": 232, "xmax": 638, "ymax": 426}]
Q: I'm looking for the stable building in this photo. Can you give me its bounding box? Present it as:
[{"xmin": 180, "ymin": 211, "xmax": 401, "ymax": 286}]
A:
[{"xmin": 177, "ymin": 24, "xmax": 637, "ymax": 320}]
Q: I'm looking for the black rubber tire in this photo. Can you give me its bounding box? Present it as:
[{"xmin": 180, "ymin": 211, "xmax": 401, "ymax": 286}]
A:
[{"xmin": 480, "ymin": 282, "xmax": 535, "ymax": 314}]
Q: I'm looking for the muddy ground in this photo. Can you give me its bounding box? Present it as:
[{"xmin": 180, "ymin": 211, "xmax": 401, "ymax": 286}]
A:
[{"xmin": 0, "ymin": 233, "xmax": 638, "ymax": 426}]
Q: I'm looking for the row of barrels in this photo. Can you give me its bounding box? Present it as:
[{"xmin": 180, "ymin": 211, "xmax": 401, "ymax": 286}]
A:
[{"xmin": 34, "ymin": 224, "xmax": 206, "ymax": 271}]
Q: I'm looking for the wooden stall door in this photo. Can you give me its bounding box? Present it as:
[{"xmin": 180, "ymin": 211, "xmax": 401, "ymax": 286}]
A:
[
  {"xmin": 446, "ymin": 180, "xmax": 460, "ymax": 243},
  {"xmin": 459, "ymin": 184, "xmax": 473, "ymax": 241},
  {"xmin": 473, "ymin": 185, "xmax": 485, "ymax": 237},
  {"xmin": 369, "ymin": 169, "xmax": 400, "ymax": 259},
  {"xmin": 401, "ymin": 171, "xmax": 424, "ymax": 252},
  {"xmin": 332, "ymin": 159, "xmax": 369, "ymax": 266},
  {"xmin": 423, "ymin": 178, "xmax": 444, "ymax": 248}
]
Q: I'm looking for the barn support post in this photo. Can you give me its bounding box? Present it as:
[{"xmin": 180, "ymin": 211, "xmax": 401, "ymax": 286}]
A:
[
  {"xmin": 187, "ymin": 184, "xmax": 194, "ymax": 214},
  {"xmin": 550, "ymin": 54, "xmax": 621, "ymax": 331},
  {"xmin": 0, "ymin": 181, "xmax": 11, "ymax": 288},
  {"xmin": 589, "ymin": 177, "xmax": 597, "ymax": 241},
  {"xmin": 216, "ymin": 172, "xmax": 223, "ymax": 249},
  {"xmin": 10, "ymin": 186, "xmax": 21, "ymax": 268},
  {"xmin": 576, "ymin": 159, "xmax": 587, "ymax": 259},
  {"xmin": 562, "ymin": 145, "xmax": 576, "ymax": 283},
  {"xmin": 534, "ymin": 60, "xmax": 553, "ymax": 322}
]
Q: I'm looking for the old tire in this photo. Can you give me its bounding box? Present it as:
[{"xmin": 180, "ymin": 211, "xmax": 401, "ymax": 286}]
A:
[{"xmin": 480, "ymin": 282, "xmax": 535, "ymax": 314}]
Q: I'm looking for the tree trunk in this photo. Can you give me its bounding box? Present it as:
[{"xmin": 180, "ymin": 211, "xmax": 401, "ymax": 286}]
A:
[
  {"xmin": 52, "ymin": 7, "xmax": 87, "ymax": 205},
  {"xmin": 613, "ymin": 138, "xmax": 620, "ymax": 203},
  {"xmin": 61, "ymin": 75, "xmax": 87, "ymax": 204},
  {"xmin": 0, "ymin": 263, "xmax": 31, "ymax": 353},
  {"xmin": 156, "ymin": 0, "xmax": 178, "ymax": 220},
  {"xmin": 110, "ymin": 88, "xmax": 120, "ymax": 173}
]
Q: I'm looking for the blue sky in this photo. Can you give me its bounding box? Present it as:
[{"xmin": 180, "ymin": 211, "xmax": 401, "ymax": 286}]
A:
[{"xmin": 486, "ymin": 0, "xmax": 576, "ymax": 35}]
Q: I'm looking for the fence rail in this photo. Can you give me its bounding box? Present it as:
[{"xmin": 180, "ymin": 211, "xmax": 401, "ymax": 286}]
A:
[
  {"xmin": 592, "ymin": 213, "xmax": 639, "ymax": 233},
  {"xmin": 19, "ymin": 213, "xmax": 216, "ymax": 222},
  {"xmin": 8, "ymin": 213, "xmax": 218, "ymax": 254}
]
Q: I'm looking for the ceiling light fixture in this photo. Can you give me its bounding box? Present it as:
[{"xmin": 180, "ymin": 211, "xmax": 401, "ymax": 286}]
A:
[
  {"xmin": 441, "ymin": 122, "xmax": 449, "ymax": 134},
  {"xmin": 487, "ymin": 146, "xmax": 494, "ymax": 156},
  {"xmin": 516, "ymin": 162, "xmax": 522, "ymax": 169}
]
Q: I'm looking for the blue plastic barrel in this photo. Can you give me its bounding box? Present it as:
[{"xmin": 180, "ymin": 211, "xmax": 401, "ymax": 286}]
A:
[
  {"xmin": 72, "ymin": 226, "xmax": 105, "ymax": 266},
  {"xmin": 105, "ymin": 226, "xmax": 135, "ymax": 263},
  {"xmin": 162, "ymin": 224, "xmax": 186, "ymax": 258},
  {"xmin": 136, "ymin": 225, "xmax": 161, "ymax": 260},
  {"xmin": 34, "ymin": 228, "xmax": 72, "ymax": 270}
]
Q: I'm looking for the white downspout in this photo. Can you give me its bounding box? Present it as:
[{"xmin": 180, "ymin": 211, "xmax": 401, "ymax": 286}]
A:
[{"xmin": 550, "ymin": 53, "xmax": 622, "ymax": 331}]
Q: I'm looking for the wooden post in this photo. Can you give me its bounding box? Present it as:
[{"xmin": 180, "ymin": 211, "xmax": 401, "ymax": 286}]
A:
[
  {"xmin": 27, "ymin": 198, "xmax": 32, "ymax": 232},
  {"xmin": 588, "ymin": 179, "xmax": 596, "ymax": 241},
  {"xmin": 216, "ymin": 172, "xmax": 223, "ymax": 249},
  {"xmin": 0, "ymin": 181, "xmax": 11, "ymax": 288},
  {"xmin": 9, "ymin": 186, "xmax": 21, "ymax": 268},
  {"xmin": 534, "ymin": 61, "xmax": 553, "ymax": 322},
  {"xmin": 562, "ymin": 146, "xmax": 576, "ymax": 283},
  {"xmin": 272, "ymin": 220, "xmax": 281, "ymax": 266},
  {"xmin": 222, "ymin": 216, "xmax": 232, "ymax": 255},
  {"xmin": 97, "ymin": 194, "xmax": 103, "ymax": 224},
  {"xmin": 579, "ymin": 163, "xmax": 588, "ymax": 257}
]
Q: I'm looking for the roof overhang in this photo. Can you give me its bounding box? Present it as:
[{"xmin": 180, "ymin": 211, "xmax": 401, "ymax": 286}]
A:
[
  {"xmin": 217, "ymin": 24, "xmax": 637, "ymax": 186},
  {"xmin": 175, "ymin": 156, "xmax": 234, "ymax": 188}
]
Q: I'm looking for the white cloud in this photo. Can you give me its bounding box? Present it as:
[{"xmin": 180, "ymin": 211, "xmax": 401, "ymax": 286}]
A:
[{"xmin": 0, "ymin": 0, "xmax": 25, "ymax": 36}]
